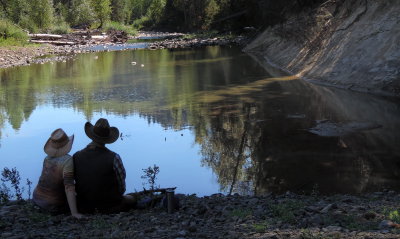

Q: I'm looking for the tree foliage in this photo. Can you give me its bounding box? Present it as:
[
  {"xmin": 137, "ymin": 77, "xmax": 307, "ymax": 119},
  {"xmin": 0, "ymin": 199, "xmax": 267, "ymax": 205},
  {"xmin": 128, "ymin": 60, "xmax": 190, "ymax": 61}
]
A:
[
  {"xmin": 90, "ymin": 0, "xmax": 112, "ymax": 28},
  {"xmin": 1, "ymin": 0, "xmax": 325, "ymax": 34}
]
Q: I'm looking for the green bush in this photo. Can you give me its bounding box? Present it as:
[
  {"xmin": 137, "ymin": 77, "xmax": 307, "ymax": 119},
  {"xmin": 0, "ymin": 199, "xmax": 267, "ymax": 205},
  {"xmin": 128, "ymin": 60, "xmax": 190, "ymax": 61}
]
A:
[
  {"xmin": 0, "ymin": 19, "xmax": 28, "ymax": 45},
  {"xmin": 103, "ymin": 21, "xmax": 137, "ymax": 36},
  {"xmin": 132, "ymin": 16, "xmax": 150, "ymax": 30},
  {"xmin": 50, "ymin": 19, "xmax": 71, "ymax": 34}
]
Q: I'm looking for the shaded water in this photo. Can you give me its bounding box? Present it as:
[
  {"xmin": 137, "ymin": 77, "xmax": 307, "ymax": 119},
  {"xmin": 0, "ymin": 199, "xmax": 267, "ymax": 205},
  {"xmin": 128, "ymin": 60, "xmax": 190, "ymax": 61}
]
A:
[{"xmin": 0, "ymin": 46, "xmax": 399, "ymax": 196}]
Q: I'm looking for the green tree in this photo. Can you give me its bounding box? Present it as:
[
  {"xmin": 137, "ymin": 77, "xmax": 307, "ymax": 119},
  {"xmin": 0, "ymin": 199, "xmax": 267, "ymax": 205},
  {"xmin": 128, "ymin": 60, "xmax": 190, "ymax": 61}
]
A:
[
  {"xmin": 90, "ymin": 0, "xmax": 111, "ymax": 28},
  {"xmin": 111, "ymin": 0, "xmax": 130, "ymax": 23},
  {"xmin": 68, "ymin": 0, "xmax": 95, "ymax": 27},
  {"xmin": 28, "ymin": 0, "xmax": 54, "ymax": 30},
  {"xmin": 146, "ymin": 0, "xmax": 166, "ymax": 26}
]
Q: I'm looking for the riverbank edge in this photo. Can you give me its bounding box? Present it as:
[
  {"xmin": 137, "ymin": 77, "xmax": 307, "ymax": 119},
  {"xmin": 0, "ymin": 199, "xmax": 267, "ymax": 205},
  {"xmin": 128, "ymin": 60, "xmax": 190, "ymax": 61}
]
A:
[
  {"xmin": 0, "ymin": 32, "xmax": 250, "ymax": 69},
  {"xmin": 1, "ymin": 191, "xmax": 399, "ymax": 238}
]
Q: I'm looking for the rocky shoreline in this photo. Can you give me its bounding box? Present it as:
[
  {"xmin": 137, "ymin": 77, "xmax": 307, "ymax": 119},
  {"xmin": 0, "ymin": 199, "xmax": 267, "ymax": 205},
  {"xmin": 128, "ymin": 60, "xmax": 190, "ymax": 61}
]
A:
[
  {"xmin": 0, "ymin": 32, "xmax": 248, "ymax": 69},
  {"xmin": 1, "ymin": 191, "xmax": 399, "ymax": 239}
]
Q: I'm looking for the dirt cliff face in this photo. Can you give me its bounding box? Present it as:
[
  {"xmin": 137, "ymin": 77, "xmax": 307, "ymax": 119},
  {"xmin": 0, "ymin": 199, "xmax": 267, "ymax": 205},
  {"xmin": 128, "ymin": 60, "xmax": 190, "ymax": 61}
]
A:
[{"xmin": 244, "ymin": 0, "xmax": 400, "ymax": 97}]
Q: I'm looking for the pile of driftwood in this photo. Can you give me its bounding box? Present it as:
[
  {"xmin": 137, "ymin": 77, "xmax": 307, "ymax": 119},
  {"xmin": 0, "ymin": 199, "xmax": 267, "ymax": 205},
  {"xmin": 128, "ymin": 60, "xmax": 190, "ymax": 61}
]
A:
[{"xmin": 29, "ymin": 30, "xmax": 128, "ymax": 46}]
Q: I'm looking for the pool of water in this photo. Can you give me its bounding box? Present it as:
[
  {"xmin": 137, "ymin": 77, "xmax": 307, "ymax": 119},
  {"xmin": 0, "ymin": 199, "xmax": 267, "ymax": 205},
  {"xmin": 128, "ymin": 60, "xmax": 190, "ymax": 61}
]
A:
[{"xmin": 0, "ymin": 46, "xmax": 399, "ymax": 197}]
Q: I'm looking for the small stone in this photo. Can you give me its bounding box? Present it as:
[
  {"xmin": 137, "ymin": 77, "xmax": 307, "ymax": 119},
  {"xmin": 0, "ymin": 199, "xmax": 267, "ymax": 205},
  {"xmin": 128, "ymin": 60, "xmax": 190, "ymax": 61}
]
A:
[
  {"xmin": 305, "ymin": 206, "xmax": 320, "ymax": 213},
  {"xmin": 321, "ymin": 203, "xmax": 336, "ymax": 213},
  {"xmin": 177, "ymin": 230, "xmax": 187, "ymax": 236},
  {"xmin": 379, "ymin": 220, "xmax": 396, "ymax": 229},
  {"xmin": 188, "ymin": 226, "xmax": 197, "ymax": 232},
  {"xmin": 363, "ymin": 211, "xmax": 376, "ymax": 220},
  {"xmin": 323, "ymin": 226, "xmax": 342, "ymax": 232},
  {"xmin": 1, "ymin": 232, "xmax": 13, "ymax": 237}
]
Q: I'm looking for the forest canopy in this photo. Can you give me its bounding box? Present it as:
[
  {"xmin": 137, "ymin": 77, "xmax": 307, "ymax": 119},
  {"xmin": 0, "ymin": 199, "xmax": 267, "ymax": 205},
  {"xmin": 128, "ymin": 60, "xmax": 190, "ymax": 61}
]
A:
[{"xmin": 0, "ymin": 0, "xmax": 323, "ymax": 34}]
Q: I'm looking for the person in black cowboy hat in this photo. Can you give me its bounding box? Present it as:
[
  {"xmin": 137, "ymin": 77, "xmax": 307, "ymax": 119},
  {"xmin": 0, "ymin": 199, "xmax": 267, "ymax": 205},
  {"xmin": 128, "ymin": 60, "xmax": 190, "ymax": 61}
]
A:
[{"xmin": 73, "ymin": 118, "xmax": 135, "ymax": 213}]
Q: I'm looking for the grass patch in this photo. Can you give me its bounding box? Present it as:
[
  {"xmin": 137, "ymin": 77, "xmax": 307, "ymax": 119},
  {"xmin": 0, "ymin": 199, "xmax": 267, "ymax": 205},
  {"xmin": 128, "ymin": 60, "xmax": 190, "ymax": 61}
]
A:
[
  {"xmin": 22, "ymin": 204, "xmax": 52, "ymax": 223},
  {"xmin": 230, "ymin": 208, "xmax": 252, "ymax": 218},
  {"xmin": 103, "ymin": 21, "xmax": 137, "ymax": 36},
  {"xmin": 269, "ymin": 199, "xmax": 305, "ymax": 224},
  {"xmin": 90, "ymin": 216, "xmax": 118, "ymax": 230},
  {"xmin": 383, "ymin": 208, "xmax": 400, "ymax": 223},
  {"xmin": 252, "ymin": 221, "xmax": 269, "ymax": 232},
  {"xmin": 0, "ymin": 19, "xmax": 28, "ymax": 46}
]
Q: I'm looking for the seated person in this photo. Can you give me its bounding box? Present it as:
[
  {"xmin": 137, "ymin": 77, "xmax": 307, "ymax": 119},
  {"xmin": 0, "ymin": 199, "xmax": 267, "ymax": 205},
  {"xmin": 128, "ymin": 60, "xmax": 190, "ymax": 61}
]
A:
[
  {"xmin": 33, "ymin": 128, "xmax": 83, "ymax": 218},
  {"xmin": 73, "ymin": 118, "xmax": 135, "ymax": 213}
]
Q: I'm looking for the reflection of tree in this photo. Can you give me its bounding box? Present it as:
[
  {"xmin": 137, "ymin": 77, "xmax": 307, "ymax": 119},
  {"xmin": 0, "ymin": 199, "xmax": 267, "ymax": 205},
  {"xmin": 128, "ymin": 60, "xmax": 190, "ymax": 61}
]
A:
[
  {"xmin": 1, "ymin": 46, "xmax": 399, "ymax": 194},
  {"xmin": 197, "ymin": 79, "xmax": 400, "ymax": 195},
  {"xmin": 200, "ymin": 102, "xmax": 252, "ymax": 194}
]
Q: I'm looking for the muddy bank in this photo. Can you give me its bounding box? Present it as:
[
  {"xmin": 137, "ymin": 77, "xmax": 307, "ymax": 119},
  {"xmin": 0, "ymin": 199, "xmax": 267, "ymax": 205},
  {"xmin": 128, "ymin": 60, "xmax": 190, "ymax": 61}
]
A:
[
  {"xmin": 244, "ymin": 0, "xmax": 400, "ymax": 97},
  {"xmin": 1, "ymin": 191, "xmax": 399, "ymax": 238}
]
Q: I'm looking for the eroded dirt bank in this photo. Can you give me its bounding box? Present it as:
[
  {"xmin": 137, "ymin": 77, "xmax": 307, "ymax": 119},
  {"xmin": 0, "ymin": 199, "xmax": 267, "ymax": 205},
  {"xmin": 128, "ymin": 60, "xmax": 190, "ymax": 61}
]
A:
[{"xmin": 244, "ymin": 0, "xmax": 400, "ymax": 97}]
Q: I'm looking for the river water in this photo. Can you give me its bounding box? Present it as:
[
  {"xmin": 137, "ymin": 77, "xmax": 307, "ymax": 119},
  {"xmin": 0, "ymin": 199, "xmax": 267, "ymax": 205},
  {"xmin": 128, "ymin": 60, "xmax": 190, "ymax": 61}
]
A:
[{"xmin": 0, "ymin": 46, "xmax": 399, "ymax": 196}]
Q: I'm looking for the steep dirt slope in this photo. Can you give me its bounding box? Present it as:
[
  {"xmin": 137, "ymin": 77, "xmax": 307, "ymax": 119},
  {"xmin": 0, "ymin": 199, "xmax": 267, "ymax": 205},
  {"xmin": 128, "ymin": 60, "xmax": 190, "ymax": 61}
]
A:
[{"xmin": 244, "ymin": 0, "xmax": 400, "ymax": 96}]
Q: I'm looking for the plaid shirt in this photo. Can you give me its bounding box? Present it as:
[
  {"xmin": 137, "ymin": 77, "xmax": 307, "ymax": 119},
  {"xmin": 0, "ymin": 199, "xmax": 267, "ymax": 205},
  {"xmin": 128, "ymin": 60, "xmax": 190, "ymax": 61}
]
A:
[
  {"xmin": 113, "ymin": 153, "xmax": 126, "ymax": 194},
  {"xmin": 87, "ymin": 142, "xmax": 126, "ymax": 195}
]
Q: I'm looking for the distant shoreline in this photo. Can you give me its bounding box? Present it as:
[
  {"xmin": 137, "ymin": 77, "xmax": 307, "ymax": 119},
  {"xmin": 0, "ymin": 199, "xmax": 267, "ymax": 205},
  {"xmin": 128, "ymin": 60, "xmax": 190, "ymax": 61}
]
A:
[{"xmin": 0, "ymin": 31, "xmax": 248, "ymax": 69}]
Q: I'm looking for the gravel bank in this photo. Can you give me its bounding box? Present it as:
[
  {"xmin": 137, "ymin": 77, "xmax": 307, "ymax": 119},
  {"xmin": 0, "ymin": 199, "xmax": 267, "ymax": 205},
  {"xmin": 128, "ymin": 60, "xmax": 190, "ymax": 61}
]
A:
[
  {"xmin": 0, "ymin": 33, "xmax": 248, "ymax": 69},
  {"xmin": 1, "ymin": 191, "xmax": 399, "ymax": 238}
]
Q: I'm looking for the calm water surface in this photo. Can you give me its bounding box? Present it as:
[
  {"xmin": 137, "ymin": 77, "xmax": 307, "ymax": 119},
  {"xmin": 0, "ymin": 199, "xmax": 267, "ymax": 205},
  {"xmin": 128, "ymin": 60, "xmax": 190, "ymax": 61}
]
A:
[{"xmin": 0, "ymin": 46, "xmax": 399, "ymax": 196}]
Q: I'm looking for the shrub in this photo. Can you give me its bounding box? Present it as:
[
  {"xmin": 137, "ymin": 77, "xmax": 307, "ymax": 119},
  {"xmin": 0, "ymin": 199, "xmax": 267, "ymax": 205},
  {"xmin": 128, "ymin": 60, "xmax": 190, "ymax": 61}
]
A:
[
  {"xmin": 0, "ymin": 19, "xmax": 28, "ymax": 45},
  {"xmin": 132, "ymin": 16, "xmax": 150, "ymax": 30},
  {"xmin": 50, "ymin": 20, "xmax": 71, "ymax": 34},
  {"xmin": 103, "ymin": 21, "xmax": 137, "ymax": 36},
  {"xmin": 141, "ymin": 164, "xmax": 160, "ymax": 190}
]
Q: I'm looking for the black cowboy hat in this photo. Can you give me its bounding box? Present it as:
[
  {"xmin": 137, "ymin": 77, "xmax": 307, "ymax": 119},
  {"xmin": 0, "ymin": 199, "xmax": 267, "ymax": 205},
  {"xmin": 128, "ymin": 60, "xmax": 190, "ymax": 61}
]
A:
[{"xmin": 84, "ymin": 118, "xmax": 119, "ymax": 144}]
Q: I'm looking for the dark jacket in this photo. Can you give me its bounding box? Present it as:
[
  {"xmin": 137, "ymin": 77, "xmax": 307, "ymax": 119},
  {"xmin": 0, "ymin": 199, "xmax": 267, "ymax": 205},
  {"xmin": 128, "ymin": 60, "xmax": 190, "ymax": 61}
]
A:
[{"xmin": 73, "ymin": 145, "xmax": 122, "ymax": 212}]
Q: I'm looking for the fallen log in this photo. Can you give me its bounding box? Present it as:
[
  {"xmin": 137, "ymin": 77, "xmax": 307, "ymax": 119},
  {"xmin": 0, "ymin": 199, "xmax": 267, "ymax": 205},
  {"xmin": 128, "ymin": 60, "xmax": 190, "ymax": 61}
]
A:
[
  {"xmin": 91, "ymin": 35, "xmax": 108, "ymax": 39},
  {"xmin": 127, "ymin": 187, "xmax": 177, "ymax": 196},
  {"xmin": 30, "ymin": 40, "xmax": 76, "ymax": 45},
  {"xmin": 29, "ymin": 34, "xmax": 63, "ymax": 39}
]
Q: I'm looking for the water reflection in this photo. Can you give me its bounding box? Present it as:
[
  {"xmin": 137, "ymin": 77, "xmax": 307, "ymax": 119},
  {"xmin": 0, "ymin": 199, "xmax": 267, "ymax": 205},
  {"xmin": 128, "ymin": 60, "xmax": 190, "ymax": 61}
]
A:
[{"xmin": 0, "ymin": 46, "xmax": 399, "ymax": 196}]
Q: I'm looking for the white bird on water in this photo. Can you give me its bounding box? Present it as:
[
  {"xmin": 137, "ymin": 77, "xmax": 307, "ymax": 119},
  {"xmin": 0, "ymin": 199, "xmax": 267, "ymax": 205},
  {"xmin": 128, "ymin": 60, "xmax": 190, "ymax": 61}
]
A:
[
  {"xmin": 141, "ymin": 64, "xmax": 144, "ymax": 67},
  {"xmin": 131, "ymin": 61, "xmax": 136, "ymax": 65}
]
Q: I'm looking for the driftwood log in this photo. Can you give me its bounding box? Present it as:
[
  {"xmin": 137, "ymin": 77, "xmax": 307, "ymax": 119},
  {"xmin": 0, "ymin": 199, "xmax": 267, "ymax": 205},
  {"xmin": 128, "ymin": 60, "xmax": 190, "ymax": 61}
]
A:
[
  {"xmin": 30, "ymin": 40, "xmax": 75, "ymax": 45},
  {"xmin": 127, "ymin": 187, "xmax": 177, "ymax": 197},
  {"xmin": 28, "ymin": 30, "xmax": 128, "ymax": 45}
]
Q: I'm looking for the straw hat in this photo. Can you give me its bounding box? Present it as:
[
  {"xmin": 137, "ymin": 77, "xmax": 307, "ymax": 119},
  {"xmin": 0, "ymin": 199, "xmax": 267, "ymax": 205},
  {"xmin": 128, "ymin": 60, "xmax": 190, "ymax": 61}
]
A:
[
  {"xmin": 84, "ymin": 118, "xmax": 119, "ymax": 144},
  {"xmin": 44, "ymin": 128, "xmax": 74, "ymax": 157}
]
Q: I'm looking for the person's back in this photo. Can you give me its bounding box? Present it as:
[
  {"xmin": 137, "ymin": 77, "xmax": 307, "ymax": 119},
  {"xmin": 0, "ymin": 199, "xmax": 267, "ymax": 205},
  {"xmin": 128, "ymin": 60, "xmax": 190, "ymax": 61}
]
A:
[
  {"xmin": 73, "ymin": 143, "xmax": 122, "ymax": 212},
  {"xmin": 33, "ymin": 128, "xmax": 83, "ymax": 218},
  {"xmin": 73, "ymin": 118, "xmax": 130, "ymax": 213}
]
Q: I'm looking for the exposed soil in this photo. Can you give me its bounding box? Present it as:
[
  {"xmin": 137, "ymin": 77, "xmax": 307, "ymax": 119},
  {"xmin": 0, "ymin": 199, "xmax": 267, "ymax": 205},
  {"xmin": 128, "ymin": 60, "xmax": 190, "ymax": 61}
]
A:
[{"xmin": 244, "ymin": 0, "xmax": 400, "ymax": 97}]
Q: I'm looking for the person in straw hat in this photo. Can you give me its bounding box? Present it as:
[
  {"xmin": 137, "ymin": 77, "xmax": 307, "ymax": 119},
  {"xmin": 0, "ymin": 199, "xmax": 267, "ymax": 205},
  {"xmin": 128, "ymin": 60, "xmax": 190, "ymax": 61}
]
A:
[
  {"xmin": 33, "ymin": 128, "xmax": 83, "ymax": 218},
  {"xmin": 73, "ymin": 118, "xmax": 135, "ymax": 213}
]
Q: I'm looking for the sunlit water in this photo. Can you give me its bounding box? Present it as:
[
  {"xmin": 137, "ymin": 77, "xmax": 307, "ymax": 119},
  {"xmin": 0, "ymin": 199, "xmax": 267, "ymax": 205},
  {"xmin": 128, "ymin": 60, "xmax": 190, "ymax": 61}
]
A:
[{"xmin": 0, "ymin": 46, "xmax": 399, "ymax": 197}]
